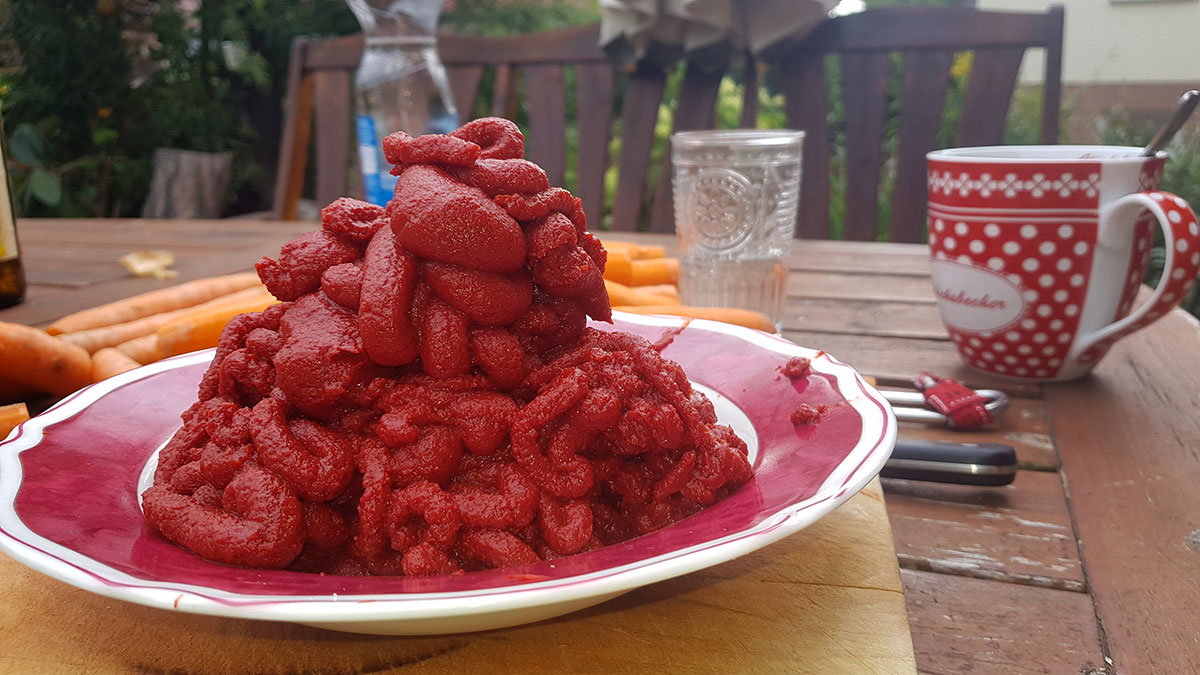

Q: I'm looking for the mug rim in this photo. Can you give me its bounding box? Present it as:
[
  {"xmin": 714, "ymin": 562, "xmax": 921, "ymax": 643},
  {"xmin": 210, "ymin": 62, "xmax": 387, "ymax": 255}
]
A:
[{"xmin": 927, "ymin": 145, "xmax": 1166, "ymax": 164}]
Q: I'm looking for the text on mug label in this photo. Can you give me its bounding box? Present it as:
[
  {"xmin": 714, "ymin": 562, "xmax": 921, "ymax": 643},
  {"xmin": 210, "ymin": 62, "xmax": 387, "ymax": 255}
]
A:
[{"xmin": 929, "ymin": 259, "xmax": 1025, "ymax": 332}]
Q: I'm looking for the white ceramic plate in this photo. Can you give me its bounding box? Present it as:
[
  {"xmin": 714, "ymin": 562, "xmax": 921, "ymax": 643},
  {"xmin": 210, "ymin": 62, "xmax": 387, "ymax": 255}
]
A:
[{"xmin": 0, "ymin": 312, "xmax": 895, "ymax": 635}]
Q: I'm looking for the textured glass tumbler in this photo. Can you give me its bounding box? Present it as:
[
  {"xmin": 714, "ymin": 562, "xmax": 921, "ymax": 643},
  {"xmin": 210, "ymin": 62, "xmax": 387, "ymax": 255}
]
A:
[{"xmin": 671, "ymin": 130, "xmax": 804, "ymax": 331}]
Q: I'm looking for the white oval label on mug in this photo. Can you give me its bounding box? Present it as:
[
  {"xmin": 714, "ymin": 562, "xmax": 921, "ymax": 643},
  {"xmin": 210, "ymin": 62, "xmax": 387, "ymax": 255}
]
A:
[{"xmin": 929, "ymin": 260, "xmax": 1025, "ymax": 332}]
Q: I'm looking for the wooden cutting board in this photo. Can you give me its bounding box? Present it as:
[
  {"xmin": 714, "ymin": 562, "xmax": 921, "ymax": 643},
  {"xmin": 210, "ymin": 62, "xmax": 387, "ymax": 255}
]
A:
[{"xmin": 0, "ymin": 477, "xmax": 914, "ymax": 674}]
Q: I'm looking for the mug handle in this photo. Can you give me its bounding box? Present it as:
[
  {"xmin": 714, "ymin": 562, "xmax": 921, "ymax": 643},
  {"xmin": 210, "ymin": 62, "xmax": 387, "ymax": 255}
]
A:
[{"xmin": 1070, "ymin": 191, "xmax": 1200, "ymax": 363}]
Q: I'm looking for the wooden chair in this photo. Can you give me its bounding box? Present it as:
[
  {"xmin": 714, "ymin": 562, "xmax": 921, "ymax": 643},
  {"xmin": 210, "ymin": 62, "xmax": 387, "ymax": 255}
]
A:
[
  {"xmin": 271, "ymin": 24, "xmax": 729, "ymax": 232},
  {"xmin": 767, "ymin": 5, "xmax": 1065, "ymax": 242}
]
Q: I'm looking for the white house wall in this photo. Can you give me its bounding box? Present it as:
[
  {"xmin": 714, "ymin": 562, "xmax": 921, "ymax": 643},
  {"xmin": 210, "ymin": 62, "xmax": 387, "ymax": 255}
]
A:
[{"xmin": 976, "ymin": 0, "xmax": 1200, "ymax": 85}]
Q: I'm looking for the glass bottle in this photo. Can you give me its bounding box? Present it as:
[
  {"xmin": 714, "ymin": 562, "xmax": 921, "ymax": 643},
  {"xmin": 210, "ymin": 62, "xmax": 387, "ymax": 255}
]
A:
[
  {"xmin": 347, "ymin": 0, "xmax": 459, "ymax": 206},
  {"xmin": 0, "ymin": 113, "xmax": 26, "ymax": 309}
]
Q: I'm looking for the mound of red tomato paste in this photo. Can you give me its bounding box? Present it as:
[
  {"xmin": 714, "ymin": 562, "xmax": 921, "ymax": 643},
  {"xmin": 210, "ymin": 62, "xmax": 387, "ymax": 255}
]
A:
[{"xmin": 142, "ymin": 118, "xmax": 752, "ymax": 575}]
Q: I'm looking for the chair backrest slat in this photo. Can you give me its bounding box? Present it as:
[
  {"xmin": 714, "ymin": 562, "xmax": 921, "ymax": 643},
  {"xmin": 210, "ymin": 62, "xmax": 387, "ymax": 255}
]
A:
[
  {"xmin": 522, "ymin": 64, "xmax": 568, "ymax": 188},
  {"xmin": 892, "ymin": 49, "xmax": 955, "ymax": 243},
  {"xmin": 447, "ymin": 65, "xmax": 484, "ymax": 123},
  {"xmin": 610, "ymin": 62, "xmax": 669, "ymax": 232},
  {"xmin": 794, "ymin": 8, "xmax": 1059, "ymax": 52},
  {"xmin": 1040, "ymin": 6, "xmax": 1065, "ymax": 146},
  {"xmin": 773, "ymin": 5, "xmax": 1064, "ymax": 242},
  {"xmin": 313, "ymin": 70, "xmax": 353, "ymax": 208},
  {"xmin": 782, "ymin": 52, "xmax": 830, "ymax": 240},
  {"xmin": 648, "ymin": 61, "xmax": 727, "ymax": 234},
  {"xmin": 955, "ymin": 46, "xmax": 1027, "ymax": 147},
  {"xmin": 740, "ymin": 54, "xmax": 759, "ymax": 129},
  {"xmin": 491, "ymin": 65, "xmax": 516, "ymax": 119},
  {"xmin": 574, "ymin": 62, "xmax": 615, "ymax": 230},
  {"xmin": 272, "ymin": 39, "xmax": 315, "ymax": 221},
  {"xmin": 840, "ymin": 52, "xmax": 890, "ymax": 241}
]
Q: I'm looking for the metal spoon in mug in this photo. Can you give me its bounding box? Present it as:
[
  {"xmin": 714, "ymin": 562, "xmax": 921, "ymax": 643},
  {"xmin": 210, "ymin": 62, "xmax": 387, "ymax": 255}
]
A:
[{"xmin": 1143, "ymin": 90, "xmax": 1199, "ymax": 156}]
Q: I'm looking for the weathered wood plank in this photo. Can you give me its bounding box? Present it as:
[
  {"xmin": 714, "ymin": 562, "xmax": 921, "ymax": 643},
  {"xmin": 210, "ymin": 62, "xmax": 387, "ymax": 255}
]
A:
[
  {"xmin": 1044, "ymin": 308, "xmax": 1200, "ymax": 674},
  {"xmin": 23, "ymin": 261, "xmax": 132, "ymax": 289},
  {"xmin": 884, "ymin": 470, "xmax": 1082, "ymax": 590},
  {"xmin": 790, "ymin": 246, "xmax": 932, "ymax": 277},
  {"xmin": 786, "ymin": 271, "xmax": 937, "ymax": 304},
  {"xmin": 599, "ymin": 233, "xmax": 931, "ymax": 263},
  {"xmin": 0, "ymin": 220, "xmax": 310, "ymax": 328},
  {"xmin": 21, "ymin": 244, "xmax": 236, "ymax": 264},
  {"xmin": 784, "ymin": 298, "xmax": 947, "ymax": 340},
  {"xmin": 793, "ymin": 239, "xmax": 929, "ymax": 258},
  {"xmin": 900, "ymin": 569, "xmax": 1106, "ymax": 675}
]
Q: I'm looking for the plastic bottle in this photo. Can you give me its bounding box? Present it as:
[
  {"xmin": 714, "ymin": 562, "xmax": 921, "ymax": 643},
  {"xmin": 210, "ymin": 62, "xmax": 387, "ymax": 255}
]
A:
[
  {"xmin": 347, "ymin": 0, "xmax": 459, "ymax": 206},
  {"xmin": 0, "ymin": 113, "xmax": 26, "ymax": 309}
]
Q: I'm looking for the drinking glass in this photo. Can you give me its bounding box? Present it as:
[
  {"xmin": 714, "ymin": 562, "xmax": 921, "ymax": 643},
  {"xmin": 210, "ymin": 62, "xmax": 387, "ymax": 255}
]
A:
[{"xmin": 671, "ymin": 130, "xmax": 804, "ymax": 331}]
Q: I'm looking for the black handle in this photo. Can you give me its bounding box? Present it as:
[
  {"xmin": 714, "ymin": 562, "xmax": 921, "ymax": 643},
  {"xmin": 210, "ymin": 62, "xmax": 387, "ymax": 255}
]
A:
[{"xmin": 881, "ymin": 439, "xmax": 1017, "ymax": 486}]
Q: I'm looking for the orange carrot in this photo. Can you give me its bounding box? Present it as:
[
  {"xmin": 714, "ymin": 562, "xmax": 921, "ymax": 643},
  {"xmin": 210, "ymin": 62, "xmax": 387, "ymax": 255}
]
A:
[
  {"xmin": 91, "ymin": 347, "xmax": 142, "ymax": 382},
  {"xmin": 46, "ymin": 272, "xmax": 262, "ymax": 335},
  {"xmin": 156, "ymin": 293, "xmax": 280, "ymax": 358},
  {"xmin": 602, "ymin": 241, "xmax": 667, "ymax": 260},
  {"xmin": 0, "ymin": 402, "xmax": 29, "ymax": 439},
  {"xmin": 0, "ymin": 322, "xmax": 92, "ymax": 396},
  {"xmin": 613, "ymin": 305, "xmax": 777, "ymax": 333},
  {"xmin": 604, "ymin": 279, "xmax": 680, "ymax": 307},
  {"xmin": 58, "ymin": 285, "xmax": 269, "ymax": 353},
  {"xmin": 635, "ymin": 283, "xmax": 680, "ymax": 300},
  {"xmin": 628, "ymin": 258, "xmax": 679, "ymax": 286},
  {"xmin": 115, "ymin": 334, "xmax": 162, "ymax": 365},
  {"xmin": 603, "ymin": 249, "xmax": 633, "ymax": 285}
]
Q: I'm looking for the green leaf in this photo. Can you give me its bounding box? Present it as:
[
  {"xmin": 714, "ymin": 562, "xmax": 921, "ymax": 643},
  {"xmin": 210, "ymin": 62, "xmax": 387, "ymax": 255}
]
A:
[
  {"xmin": 91, "ymin": 127, "xmax": 119, "ymax": 146},
  {"xmin": 10, "ymin": 123, "xmax": 46, "ymax": 167},
  {"xmin": 28, "ymin": 168, "xmax": 61, "ymax": 206}
]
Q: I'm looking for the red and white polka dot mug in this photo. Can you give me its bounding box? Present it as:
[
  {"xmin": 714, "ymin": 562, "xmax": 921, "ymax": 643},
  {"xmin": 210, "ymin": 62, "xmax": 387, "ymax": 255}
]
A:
[{"xmin": 926, "ymin": 146, "xmax": 1200, "ymax": 381}]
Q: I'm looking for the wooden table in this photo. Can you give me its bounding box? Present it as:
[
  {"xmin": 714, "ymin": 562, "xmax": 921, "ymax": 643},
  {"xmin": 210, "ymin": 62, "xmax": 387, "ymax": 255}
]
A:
[
  {"xmin": 0, "ymin": 218, "xmax": 916, "ymax": 674},
  {"xmin": 5, "ymin": 218, "xmax": 1200, "ymax": 673}
]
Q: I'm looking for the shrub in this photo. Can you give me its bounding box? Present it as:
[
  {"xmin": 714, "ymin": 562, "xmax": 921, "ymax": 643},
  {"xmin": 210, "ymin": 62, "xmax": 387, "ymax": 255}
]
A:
[{"xmin": 2, "ymin": 0, "xmax": 359, "ymax": 217}]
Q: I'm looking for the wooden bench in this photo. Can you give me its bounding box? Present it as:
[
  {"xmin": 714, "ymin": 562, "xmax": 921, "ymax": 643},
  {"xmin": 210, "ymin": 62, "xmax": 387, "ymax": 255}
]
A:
[{"xmin": 272, "ymin": 6, "xmax": 1064, "ymax": 242}]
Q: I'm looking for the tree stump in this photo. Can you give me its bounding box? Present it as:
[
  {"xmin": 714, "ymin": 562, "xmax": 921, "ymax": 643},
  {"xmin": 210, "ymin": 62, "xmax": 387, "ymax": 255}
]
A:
[{"xmin": 141, "ymin": 148, "xmax": 233, "ymax": 219}]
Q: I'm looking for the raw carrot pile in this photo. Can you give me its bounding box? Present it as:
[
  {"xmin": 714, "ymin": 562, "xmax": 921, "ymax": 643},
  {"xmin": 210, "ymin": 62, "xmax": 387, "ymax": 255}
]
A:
[
  {"xmin": 0, "ymin": 274, "xmax": 280, "ymax": 411},
  {"xmin": 46, "ymin": 272, "xmax": 261, "ymax": 335},
  {"xmin": 156, "ymin": 290, "xmax": 278, "ymax": 358},
  {"xmin": 602, "ymin": 240, "xmax": 775, "ymax": 333}
]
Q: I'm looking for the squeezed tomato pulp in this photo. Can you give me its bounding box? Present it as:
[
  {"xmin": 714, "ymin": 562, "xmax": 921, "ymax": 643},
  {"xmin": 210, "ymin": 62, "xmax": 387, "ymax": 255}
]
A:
[{"xmin": 142, "ymin": 118, "xmax": 752, "ymax": 575}]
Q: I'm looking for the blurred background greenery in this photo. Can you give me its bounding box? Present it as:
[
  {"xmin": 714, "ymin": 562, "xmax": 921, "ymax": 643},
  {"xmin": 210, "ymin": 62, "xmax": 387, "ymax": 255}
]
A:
[{"xmin": 0, "ymin": 0, "xmax": 598, "ymax": 219}]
